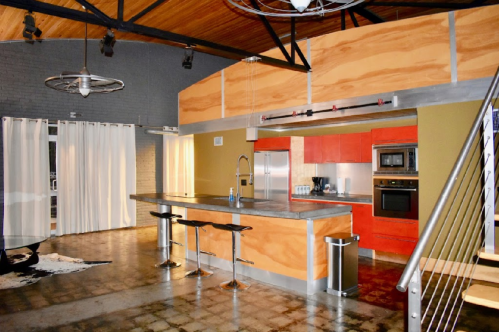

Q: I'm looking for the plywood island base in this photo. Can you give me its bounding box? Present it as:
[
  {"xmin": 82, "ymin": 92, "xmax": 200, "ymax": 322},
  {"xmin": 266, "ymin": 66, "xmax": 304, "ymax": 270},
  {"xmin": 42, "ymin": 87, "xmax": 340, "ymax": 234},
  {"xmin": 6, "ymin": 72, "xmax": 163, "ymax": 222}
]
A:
[{"xmin": 185, "ymin": 209, "xmax": 351, "ymax": 294}]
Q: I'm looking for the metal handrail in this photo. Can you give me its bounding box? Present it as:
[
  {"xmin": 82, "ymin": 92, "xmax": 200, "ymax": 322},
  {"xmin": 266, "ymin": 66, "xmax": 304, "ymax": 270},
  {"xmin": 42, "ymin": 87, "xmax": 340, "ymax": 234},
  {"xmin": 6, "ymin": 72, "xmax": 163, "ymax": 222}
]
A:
[{"xmin": 397, "ymin": 66, "xmax": 499, "ymax": 292}]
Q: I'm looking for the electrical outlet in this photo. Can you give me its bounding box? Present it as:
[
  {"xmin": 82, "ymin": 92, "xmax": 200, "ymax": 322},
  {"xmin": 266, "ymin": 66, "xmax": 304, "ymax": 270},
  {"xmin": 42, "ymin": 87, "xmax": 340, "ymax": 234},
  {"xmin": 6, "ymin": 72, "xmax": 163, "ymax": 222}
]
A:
[{"xmin": 241, "ymin": 179, "xmax": 247, "ymax": 186}]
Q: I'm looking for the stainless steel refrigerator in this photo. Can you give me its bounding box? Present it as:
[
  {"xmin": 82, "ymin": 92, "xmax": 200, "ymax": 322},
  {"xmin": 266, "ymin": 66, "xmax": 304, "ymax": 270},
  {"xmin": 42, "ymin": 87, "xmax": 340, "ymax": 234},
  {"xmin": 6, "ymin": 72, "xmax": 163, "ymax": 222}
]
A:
[{"xmin": 254, "ymin": 151, "xmax": 289, "ymax": 202}]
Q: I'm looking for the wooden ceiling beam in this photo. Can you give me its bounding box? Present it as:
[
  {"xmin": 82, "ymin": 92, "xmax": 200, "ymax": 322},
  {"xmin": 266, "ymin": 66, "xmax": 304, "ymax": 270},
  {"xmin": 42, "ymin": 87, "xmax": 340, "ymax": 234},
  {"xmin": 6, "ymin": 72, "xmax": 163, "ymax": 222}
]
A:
[{"xmin": 0, "ymin": 0, "xmax": 309, "ymax": 72}]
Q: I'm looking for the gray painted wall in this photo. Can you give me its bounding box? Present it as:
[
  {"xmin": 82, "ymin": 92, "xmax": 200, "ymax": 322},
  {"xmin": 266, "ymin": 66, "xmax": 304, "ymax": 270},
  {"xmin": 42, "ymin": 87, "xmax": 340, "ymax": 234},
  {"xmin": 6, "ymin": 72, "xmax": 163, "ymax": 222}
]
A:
[{"xmin": 0, "ymin": 39, "xmax": 235, "ymax": 232}]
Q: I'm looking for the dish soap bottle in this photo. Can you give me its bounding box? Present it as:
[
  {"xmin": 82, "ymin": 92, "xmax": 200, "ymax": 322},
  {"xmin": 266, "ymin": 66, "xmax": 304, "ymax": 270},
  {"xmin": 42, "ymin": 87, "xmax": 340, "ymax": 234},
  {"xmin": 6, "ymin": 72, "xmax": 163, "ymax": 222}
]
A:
[{"xmin": 229, "ymin": 187, "xmax": 234, "ymax": 202}]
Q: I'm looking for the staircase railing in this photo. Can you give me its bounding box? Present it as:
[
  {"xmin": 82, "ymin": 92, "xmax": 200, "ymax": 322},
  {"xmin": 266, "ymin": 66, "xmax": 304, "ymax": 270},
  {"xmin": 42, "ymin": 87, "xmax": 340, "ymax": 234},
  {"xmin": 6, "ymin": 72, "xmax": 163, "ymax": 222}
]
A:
[{"xmin": 397, "ymin": 66, "xmax": 499, "ymax": 332}]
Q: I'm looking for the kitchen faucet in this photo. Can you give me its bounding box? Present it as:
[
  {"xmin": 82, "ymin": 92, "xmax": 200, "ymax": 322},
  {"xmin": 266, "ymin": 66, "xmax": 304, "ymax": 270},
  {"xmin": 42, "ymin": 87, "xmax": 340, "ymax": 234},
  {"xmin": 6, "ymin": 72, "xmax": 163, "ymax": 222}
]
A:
[{"xmin": 236, "ymin": 154, "xmax": 253, "ymax": 201}]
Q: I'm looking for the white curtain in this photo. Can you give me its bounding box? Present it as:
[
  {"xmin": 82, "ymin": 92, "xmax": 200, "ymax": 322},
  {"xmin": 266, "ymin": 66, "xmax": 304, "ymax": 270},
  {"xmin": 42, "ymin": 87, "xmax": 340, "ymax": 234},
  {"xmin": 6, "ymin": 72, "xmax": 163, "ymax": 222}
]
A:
[
  {"xmin": 56, "ymin": 121, "xmax": 136, "ymax": 235},
  {"xmin": 2, "ymin": 117, "xmax": 50, "ymax": 237},
  {"xmin": 163, "ymin": 134, "xmax": 194, "ymax": 196}
]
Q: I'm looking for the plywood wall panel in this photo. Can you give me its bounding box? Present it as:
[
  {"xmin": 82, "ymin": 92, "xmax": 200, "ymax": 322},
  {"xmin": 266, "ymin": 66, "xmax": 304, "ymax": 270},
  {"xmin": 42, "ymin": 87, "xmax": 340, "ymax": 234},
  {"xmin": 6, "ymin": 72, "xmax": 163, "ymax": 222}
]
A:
[
  {"xmin": 291, "ymin": 136, "xmax": 316, "ymax": 193},
  {"xmin": 240, "ymin": 215, "xmax": 308, "ymax": 280},
  {"xmin": 186, "ymin": 209, "xmax": 233, "ymax": 261},
  {"xmin": 179, "ymin": 72, "xmax": 222, "ymax": 125},
  {"xmin": 313, "ymin": 214, "xmax": 352, "ymax": 280},
  {"xmin": 455, "ymin": 6, "xmax": 499, "ymax": 81},
  {"xmin": 224, "ymin": 41, "xmax": 308, "ymax": 118},
  {"xmin": 311, "ymin": 13, "xmax": 451, "ymax": 103}
]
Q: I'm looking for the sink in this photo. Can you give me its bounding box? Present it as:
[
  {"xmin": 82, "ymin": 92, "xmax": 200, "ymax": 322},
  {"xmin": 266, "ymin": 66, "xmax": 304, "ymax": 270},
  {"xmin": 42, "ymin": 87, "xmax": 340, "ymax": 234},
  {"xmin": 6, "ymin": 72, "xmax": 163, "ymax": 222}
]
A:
[{"xmin": 212, "ymin": 197, "xmax": 269, "ymax": 203}]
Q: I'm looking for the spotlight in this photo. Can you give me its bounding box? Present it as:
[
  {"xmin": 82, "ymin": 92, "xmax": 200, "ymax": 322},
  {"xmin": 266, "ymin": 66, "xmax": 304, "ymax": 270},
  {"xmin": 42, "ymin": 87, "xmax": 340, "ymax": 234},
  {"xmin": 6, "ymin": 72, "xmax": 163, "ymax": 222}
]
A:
[
  {"xmin": 23, "ymin": 12, "xmax": 42, "ymax": 40},
  {"xmin": 99, "ymin": 29, "xmax": 116, "ymax": 57},
  {"xmin": 182, "ymin": 46, "xmax": 194, "ymax": 69}
]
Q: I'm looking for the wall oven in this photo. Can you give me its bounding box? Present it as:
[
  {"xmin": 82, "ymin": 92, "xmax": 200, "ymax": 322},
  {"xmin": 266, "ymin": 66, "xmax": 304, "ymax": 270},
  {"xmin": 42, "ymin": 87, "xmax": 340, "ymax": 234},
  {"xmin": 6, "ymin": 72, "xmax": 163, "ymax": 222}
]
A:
[
  {"xmin": 373, "ymin": 178, "xmax": 419, "ymax": 220},
  {"xmin": 374, "ymin": 144, "xmax": 417, "ymax": 175}
]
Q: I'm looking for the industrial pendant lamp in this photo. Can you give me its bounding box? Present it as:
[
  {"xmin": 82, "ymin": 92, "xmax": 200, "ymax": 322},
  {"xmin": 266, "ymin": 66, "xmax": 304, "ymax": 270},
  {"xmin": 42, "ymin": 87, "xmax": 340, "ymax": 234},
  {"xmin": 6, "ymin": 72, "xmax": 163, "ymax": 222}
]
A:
[
  {"xmin": 226, "ymin": 0, "xmax": 364, "ymax": 17},
  {"xmin": 290, "ymin": 0, "xmax": 311, "ymax": 12},
  {"xmin": 45, "ymin": 10, "xmax": 124, "ymax": 97}
]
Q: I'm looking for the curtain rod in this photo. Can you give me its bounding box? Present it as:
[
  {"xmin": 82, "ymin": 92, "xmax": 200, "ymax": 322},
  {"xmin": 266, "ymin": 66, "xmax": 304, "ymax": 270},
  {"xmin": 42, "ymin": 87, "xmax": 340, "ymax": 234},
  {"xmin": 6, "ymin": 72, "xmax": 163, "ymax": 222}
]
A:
[{"xmin": 6, "ymin": 117, "xmax": 166, "ymax": 130}]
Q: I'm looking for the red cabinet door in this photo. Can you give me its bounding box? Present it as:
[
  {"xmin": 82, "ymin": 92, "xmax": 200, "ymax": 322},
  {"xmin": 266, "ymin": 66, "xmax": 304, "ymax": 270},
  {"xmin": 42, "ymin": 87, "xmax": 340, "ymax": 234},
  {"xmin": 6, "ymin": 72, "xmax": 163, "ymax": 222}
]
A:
[
  {"xmin": 360, "ymin": 132, "xmax": 372, "ymax": 163},
  {"xmin": 352, "ymin": 203, "xmax": 374, "ymax": 249},
  {"xmin": 340, "ymin": 133, "xmax": 362, "ymax": 163},
  {"xmin": 254, "ymin": 137, "xmax": 291, "ymax": 151},
  {"xmin": 322, "ymin": 134, "xmax": 340, "ymax": 163},
  {"xmin": 371, "ymin": 125, "xmax": 418, "ymax": 145},
  {"xmin": 304, "ymin": 136, "xmax": 323, "ymax": 163}
]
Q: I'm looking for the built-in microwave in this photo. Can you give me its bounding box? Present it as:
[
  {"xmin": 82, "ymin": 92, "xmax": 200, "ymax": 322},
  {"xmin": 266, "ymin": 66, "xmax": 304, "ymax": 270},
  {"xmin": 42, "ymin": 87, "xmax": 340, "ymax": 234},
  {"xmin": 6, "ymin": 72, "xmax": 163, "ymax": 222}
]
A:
[{"xmin": 374, "ymin": 144, "xmax": 417, "ymax": 175}]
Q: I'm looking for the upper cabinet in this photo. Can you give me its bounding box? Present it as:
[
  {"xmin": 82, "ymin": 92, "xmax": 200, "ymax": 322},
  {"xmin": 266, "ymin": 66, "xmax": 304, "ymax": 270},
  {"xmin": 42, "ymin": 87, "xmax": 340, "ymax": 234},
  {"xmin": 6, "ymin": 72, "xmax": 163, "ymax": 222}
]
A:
[
  {"xmin": 179, "ymin": 72, "xmax": 222, "ymax": 125},
  {"xmin": 371, "ymin": 125, "xmax": 418, "ymax": 145},
  {"xmin": 304, "ymin": 136, "xmax": 323, "ymax": 163},
  {"xmin": 360, "ymin": 132, "xmax": 372, "ymax": 163},
  {"xmin": 339, "ymin": 133, "xmax": 362, "ymax": 163},
  {"xmin": 254, "ymin": 137, "xmax": 291, "ymax": 151},
  {"xmin": 322, "ymin": 135, "xmax": 340, "ymax": 163}
]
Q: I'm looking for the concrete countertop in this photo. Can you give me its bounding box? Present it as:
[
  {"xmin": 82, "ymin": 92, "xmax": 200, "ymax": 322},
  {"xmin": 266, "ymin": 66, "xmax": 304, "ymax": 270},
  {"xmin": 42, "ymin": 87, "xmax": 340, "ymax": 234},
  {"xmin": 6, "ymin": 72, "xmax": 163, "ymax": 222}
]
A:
[
  {"xmin": 130, "ymin": 193, "xmax": 352, "ymax": 220},
  {"xmin": 292, "ymin": 193, "xmax": 373, "ymax": 204}
]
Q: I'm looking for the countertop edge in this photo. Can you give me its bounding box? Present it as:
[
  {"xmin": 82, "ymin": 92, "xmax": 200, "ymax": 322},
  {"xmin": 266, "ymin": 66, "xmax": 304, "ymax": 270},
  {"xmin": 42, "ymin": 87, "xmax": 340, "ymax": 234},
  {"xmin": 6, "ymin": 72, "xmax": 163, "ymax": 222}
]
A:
[{"xmin": 131, "ymin": 194, "xmax": 352, "ymax": 220}]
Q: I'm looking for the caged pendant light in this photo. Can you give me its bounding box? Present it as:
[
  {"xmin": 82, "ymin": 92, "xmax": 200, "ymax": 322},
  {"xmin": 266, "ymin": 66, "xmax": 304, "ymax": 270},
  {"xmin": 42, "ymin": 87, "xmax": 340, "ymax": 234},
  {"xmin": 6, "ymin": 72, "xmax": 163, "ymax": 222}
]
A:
[{"xmin": 45, "ymin": 17, "xmax": 124, "ymax": 97}]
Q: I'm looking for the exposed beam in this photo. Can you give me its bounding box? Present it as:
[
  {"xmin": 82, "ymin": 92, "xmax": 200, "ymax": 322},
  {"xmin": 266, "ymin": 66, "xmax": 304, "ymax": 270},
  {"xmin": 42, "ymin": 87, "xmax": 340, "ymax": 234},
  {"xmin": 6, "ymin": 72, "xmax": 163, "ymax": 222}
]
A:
[
  {"xmin": 251, "ymin": 0, "xmax": 310, "ymax": 69},
  {"xmin": 348, "ymin": 9, "xmax": 360, "ymax": 27},
  {"xmin": 118, "ymin": 0, "xmax": 124, "ymax": 22},
  {"xmin": 0, "ymin": 0, "xmax": 309, "ymax": 72},
  {"xmin": 75, "ymin": 0, "xmax": 113, "ymax": 25},
  {"xmin": 129, "ymin": 0, "xmax": 167, "ymax": 24},
  {"xmin": 352, "ymin": 5, "xmax": 385, "ymax": 23},
  {"xmin": 341, "ymin": 9, "xmax": 346, "ymax": 30}
]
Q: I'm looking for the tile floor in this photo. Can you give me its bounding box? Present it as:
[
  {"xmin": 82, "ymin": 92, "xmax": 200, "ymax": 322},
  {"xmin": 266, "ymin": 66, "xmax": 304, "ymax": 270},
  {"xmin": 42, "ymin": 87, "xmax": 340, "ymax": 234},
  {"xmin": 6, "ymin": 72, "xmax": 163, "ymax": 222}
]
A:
[{"xmin": 0, "ymin": 225, "xmax": 497, "ymax": 332}]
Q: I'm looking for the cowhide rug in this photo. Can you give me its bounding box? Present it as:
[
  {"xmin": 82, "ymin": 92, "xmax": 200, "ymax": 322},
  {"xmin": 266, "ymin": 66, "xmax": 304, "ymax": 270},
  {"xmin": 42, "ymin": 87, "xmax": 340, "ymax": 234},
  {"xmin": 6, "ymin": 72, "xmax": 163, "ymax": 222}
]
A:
[{"xmin": 0, "ymin": 253, "xmax": 111, "ymax": 290}]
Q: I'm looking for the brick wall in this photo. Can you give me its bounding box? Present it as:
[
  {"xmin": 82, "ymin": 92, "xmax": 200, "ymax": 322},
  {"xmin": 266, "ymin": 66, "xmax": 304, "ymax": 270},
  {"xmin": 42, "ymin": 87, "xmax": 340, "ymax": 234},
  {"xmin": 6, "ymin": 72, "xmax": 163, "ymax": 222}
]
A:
[{"xmin": 0, "ymin": 39, "xmax": 235, "ymax": 231}]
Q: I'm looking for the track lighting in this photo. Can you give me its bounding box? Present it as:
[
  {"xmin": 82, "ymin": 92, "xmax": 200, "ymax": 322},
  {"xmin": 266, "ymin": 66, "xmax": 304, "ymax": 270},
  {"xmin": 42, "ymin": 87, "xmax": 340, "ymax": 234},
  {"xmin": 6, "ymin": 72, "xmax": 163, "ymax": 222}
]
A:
[
  {"xmin": 23, "ymin": 12, "xmax": 42, "ymax": 40},
  {"xmin": 99, "ymin": 29, "xmax": 116, "ymax": 57},
  {"xmin": 182, "ymin": 46, "xmax": 194, "ymax": 69}
]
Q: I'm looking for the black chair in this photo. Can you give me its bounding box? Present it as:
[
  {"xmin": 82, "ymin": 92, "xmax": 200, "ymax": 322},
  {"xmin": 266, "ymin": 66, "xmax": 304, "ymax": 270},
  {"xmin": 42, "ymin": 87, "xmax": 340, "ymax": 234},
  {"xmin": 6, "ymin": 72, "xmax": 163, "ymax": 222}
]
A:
[
  {"xmin": 211, "ymin": 223, "xmax": 254, "ymax": 291},
  {"xmin": 176, "ymin": 219, "xmax": 216, "ymax": 278},
  {"xmin": 150, "ymin": 211, "xmax": 183, "ymax": 268}
]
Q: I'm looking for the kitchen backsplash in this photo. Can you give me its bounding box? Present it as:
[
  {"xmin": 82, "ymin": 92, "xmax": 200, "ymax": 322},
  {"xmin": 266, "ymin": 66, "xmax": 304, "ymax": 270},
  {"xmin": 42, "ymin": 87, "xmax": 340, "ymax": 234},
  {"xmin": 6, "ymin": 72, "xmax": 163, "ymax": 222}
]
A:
[{"xmin": 316, "ymin": 163, "xmax": 372, "ymax": 195}]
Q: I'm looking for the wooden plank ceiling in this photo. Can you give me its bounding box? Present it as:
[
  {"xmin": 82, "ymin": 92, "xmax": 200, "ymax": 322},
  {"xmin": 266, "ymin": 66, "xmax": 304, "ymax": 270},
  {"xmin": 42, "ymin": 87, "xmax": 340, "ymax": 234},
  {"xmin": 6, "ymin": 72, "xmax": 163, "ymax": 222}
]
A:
[{"xmin": 0, "ymin": 0, "xmax": 498, "ymax": 70}]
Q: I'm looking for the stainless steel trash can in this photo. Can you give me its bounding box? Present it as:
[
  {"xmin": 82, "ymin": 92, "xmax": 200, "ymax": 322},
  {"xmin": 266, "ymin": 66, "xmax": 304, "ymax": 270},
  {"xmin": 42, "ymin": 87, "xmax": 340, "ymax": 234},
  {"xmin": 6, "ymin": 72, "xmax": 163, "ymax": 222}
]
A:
[{"xmin": 324, "ymin": 233, "xmax": 360, "ymax": 297}]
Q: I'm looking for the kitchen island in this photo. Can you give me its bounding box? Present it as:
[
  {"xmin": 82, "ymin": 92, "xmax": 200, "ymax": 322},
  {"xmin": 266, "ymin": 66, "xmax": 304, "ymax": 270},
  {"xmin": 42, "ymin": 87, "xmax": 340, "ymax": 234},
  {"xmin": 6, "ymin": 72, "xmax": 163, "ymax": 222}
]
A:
[{"xmin": 131, "ymin": 193, "xmax": 352, "ymax": 294}]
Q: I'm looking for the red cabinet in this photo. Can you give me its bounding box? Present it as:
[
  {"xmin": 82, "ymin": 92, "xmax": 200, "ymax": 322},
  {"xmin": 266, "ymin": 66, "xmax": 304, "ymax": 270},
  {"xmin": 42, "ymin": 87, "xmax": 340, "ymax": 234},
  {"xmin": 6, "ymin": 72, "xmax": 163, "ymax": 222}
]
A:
[
  {"xmin": 351, "ymin": 203, "xmax": 374, "ymax": 249},
  {"xmin": 360, "ymin": 132, "xmax": 372, "ymax": 162},
  {"xmin": 371, "ymin": 216, "xmax": 419, "ymax": 255},
  {"xmin": 371, "ymin": 125, "xmax": 418, "ymax": 145},
  {"xmin": 254, "ymin": 137, "xmax": 291, "ymax": 151},
  {"xmin": 322, "ymin": 134, "xmax": 340, "ymax": 163},
  {"xmin": 339, "ymin": 133, "xmax": 362, "ymax": 163},
  {"xmin": 304, "ymin": 136, "xmax": 322, "ymax": 163}
]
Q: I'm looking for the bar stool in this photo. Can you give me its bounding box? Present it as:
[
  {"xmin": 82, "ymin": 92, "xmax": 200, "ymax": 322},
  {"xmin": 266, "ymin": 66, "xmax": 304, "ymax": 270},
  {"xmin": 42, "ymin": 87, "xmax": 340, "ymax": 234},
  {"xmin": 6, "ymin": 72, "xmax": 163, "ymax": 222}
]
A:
[
  {"xmin": 211, "ymin": 223, "xmax": 254, "ymax": 291},
  {"xmin": 177, "ymin": 219, "xmax": 216, "ymax": 278},
  {"xmin": 150, "ymin": 211, "xmax": 183, "ymax": 268}
]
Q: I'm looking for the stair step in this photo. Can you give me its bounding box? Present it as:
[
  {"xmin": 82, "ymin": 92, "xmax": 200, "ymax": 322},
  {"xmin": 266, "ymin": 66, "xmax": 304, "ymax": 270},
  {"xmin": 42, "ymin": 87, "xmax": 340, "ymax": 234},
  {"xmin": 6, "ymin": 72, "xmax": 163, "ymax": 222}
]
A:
[
  {"xmin": 478, "ymin": 247, "xmax": 499, "ymax": 262},
  {"xmin": 462, "ymin": 284, "xmax": 499, "ymax": 310}
]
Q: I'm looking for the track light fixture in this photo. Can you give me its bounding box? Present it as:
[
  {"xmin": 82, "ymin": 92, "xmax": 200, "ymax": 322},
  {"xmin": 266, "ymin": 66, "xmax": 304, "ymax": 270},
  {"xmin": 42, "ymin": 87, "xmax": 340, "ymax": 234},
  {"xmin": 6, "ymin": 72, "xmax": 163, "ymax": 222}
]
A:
[
  {"xmin": 22, "ymin": 11, "xmax": 42, "ymax": 40},
  {"xmin": 182, "ymin": 46, "xmax": 194, "ymax": 69},
  {"xmin": 99, "ymin": 29, "xmax": 116, "ymax": 57}
]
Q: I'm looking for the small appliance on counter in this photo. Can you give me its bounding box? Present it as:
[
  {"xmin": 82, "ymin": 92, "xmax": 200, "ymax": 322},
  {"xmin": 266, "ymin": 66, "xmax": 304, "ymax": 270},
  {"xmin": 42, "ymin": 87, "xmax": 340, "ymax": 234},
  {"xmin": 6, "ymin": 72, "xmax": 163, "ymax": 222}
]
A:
[{"xmin": 312, "ymin": 177, "xmax": 325, "ymax": 194}]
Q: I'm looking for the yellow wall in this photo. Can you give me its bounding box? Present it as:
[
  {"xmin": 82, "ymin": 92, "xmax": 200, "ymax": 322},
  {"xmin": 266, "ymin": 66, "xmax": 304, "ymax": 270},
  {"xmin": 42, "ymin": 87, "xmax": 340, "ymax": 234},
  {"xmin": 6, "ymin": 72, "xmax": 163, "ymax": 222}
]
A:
[
  {"xmin": 418, "ymin": 100, "xmax": 482, "ymax": 257},
  {"xmin": 194, "ymin": 129, "xmax": 254, "ymax": 196}
]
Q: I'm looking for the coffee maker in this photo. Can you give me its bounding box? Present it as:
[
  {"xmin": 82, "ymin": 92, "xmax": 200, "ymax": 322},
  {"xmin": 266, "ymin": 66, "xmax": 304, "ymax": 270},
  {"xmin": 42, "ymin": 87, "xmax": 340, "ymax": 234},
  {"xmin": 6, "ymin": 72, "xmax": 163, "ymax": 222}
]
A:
[{"xmin": 312, "ymin": 177, "xmax": 324, "ymax": 193}]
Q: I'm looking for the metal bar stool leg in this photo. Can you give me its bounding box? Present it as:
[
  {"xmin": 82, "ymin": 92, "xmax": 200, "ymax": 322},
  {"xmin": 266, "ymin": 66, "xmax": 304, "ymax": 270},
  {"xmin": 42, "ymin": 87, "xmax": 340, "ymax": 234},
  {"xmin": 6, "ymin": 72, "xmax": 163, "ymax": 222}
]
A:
[
  {"xmin": 185, "ymin": 226, "xmax": 214, "ymax": 278},
  {"xmin": 220, "ymin": 230, "xmax": 251, "ymax": 291},
  {"xmin": 156, "ymin": 216, "xmax": 181, "ymax": 269},
  {"xmin": 150, "ymin": 211, "xmax": 183, "ymax": 269}
]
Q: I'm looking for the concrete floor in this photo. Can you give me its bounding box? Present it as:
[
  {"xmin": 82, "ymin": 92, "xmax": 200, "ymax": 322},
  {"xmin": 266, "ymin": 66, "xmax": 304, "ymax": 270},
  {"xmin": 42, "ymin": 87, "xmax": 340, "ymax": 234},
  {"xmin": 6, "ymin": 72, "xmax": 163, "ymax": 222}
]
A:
[{"xmin": 0, "ymin": 225, "xmax": 497, "ymax": 332}]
